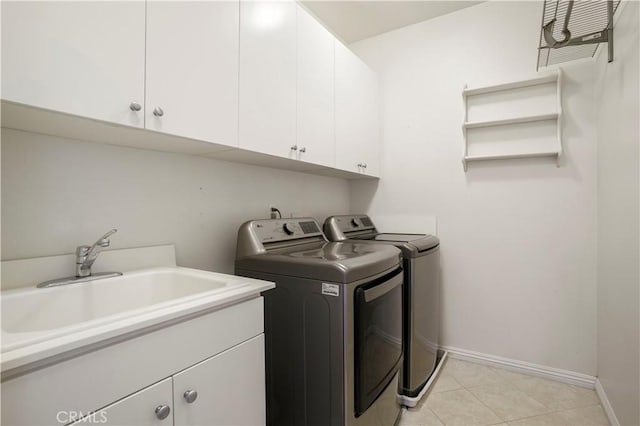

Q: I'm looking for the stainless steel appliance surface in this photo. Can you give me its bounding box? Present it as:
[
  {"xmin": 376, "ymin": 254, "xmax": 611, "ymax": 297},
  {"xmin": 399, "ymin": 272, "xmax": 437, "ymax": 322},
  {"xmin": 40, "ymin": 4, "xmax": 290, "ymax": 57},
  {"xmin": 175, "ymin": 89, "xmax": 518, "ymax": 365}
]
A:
[
  {"xmin": 235, "ymin": 218, "xmax": 404, "ymax": 426},
  {"xmin": 324, "ymin": 215, "xmax": 441, "ymax": 400}
]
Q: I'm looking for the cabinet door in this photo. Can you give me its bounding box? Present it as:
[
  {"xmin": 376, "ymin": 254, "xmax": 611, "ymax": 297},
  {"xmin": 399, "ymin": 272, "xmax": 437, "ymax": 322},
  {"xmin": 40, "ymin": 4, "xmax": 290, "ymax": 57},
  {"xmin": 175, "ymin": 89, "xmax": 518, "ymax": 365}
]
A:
[
  {"xmin": 71, "ymin": 378, "xmax": 172, "ymax": 426},
  {"xmin": 335, "ymin": 42, "xmax": 381, "ymax": 177},
  {"xmin": 296, "ymin": 5, "xmax": 335, "ymax": 167},
  {"xmin": 173, "ymin": 335, "xmax": 266, "ymax": 426},
  {"xmin": 1, "ymin": 1, "xmax": 145, "ymax": 127},
  {"xmin": 145, "ymin": 1, "xmax": 239, "ymax": 147},
  {"xmin": 239, "ymin": 0, "xmax": 297, "ymax": 158}
]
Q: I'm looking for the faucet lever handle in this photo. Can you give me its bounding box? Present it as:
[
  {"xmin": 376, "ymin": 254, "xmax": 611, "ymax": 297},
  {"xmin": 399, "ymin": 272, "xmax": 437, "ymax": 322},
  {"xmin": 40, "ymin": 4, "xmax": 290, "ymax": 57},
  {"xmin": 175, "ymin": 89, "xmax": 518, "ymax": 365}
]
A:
[
  {"xmin": 91, "ymin": 229, "xmax": 117, "ymax": 249},
  {"xmin": 98, "ymin": 229, "xmax": 118, "ymax": 241}
]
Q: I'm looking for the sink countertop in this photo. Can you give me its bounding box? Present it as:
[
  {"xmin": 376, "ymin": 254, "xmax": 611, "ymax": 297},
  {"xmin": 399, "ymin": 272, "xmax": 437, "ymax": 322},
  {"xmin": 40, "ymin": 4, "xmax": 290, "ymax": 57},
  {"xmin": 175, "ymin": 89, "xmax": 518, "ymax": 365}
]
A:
[{"xmin": 1, "ymin": 266, "xmax": 274, "ymax": 373}]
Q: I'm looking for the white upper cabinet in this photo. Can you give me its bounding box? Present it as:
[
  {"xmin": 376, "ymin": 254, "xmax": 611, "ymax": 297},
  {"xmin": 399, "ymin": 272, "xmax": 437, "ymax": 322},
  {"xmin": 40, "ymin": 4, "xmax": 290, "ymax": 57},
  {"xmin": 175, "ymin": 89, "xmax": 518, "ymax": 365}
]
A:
[
  {"xmin": 296, "ymin": 5, "xmax": 335, "ymax": 168},
  {"xmin": 2, "ymin": 1, "xmax": 381, "ymax": 178},
  {"xmin": 1, "ymin": 1, "xmax": 146, "ymax": 128},
  {"xmin": 145, "ymin": 1, "xmax": 239, "ymax": 147},
  {"xmin": 334, "ymin": 41, "xmax": 381, "ymax": 177},
  {"xmin": 239, "ymin": 0, "xmax": 297, "ymax": 157}
]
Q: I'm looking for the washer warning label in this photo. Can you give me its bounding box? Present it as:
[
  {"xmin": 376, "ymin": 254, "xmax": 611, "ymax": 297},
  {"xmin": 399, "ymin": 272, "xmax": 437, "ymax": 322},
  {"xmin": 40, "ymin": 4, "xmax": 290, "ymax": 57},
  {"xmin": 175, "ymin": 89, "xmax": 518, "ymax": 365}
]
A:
[{"xmin": 322, "ymin": 283, "xmax": 339, "ymax": 297}]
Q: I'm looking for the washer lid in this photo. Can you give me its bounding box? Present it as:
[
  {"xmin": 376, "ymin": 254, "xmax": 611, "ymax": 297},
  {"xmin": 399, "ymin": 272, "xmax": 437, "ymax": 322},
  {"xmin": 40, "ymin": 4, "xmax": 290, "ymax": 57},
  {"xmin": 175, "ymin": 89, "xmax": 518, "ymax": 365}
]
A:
[
  {"xmin": 358, "ymin": 233, "xmax": 440, "ymax": 258},
  {"xmin": 235, "ymin": 242, "xmax": 401, "ymax": 283}
]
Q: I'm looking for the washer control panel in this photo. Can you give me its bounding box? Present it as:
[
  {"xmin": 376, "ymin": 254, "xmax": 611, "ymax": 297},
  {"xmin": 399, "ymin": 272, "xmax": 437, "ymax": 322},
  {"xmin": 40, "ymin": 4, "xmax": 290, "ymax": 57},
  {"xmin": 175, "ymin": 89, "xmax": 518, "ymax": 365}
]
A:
[
  {"xmin": 332, "ymin": 215, "xmax": 376, "ymax": 232},
  {"xmin": 251, "ymin": 218, "xmax": 324, "ymax": 244},
  {"xmin": 323, "ymin": 215, "xmax": 377, "ymax": 241}
]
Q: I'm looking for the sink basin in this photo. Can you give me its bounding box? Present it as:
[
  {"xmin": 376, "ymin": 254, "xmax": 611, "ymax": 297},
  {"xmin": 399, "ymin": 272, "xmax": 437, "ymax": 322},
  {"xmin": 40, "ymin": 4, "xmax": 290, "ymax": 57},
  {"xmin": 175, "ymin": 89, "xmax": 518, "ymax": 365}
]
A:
[
  {"xmin": 1, "ymin": 266, "xmax": 274, "ymax": 372},
  {"xmin": 3, "ymin": 268, "xmax": 229, "ymax": 333}
]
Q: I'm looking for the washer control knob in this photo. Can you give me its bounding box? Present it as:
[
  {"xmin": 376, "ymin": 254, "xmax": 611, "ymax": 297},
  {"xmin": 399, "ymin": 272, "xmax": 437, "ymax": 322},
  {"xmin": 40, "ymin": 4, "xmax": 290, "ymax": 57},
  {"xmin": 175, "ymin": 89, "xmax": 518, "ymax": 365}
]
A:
[
  {"xmin": 283, "ymin": 223, "xmax": 296, "ymax": 235},
  {"xmin": 351, "ymin": 218, "xmax": 360, "ymax": 227}
]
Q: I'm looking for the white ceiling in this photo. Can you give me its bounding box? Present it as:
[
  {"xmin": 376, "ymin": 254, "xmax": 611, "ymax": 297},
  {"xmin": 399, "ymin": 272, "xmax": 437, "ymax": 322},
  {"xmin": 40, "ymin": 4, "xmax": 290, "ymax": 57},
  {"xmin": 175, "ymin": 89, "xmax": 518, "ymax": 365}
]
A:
[{"xmin": 301, "ymin": 1, "xmax": 483, "ymax": 44}]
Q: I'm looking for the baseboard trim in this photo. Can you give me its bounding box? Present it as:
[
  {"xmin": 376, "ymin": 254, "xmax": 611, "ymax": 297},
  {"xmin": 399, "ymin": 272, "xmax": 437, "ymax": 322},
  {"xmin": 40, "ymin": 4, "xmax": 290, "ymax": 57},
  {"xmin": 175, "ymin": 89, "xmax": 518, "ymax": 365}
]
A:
[
  {"xmin": 595, "ymin": 379, "xmax": 620, "ymax": 426},
  {"xmin": 441, "ymin": 345, "xmax": 597, "ymax": 389}
]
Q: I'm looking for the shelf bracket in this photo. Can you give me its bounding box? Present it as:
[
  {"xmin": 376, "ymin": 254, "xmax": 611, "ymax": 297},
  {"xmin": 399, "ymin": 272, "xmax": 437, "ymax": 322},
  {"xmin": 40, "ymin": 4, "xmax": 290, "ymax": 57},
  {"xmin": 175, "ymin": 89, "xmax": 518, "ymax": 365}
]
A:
[{"xmin": 537, "ymin": 0, "xmax": 617, "ymax": 69}]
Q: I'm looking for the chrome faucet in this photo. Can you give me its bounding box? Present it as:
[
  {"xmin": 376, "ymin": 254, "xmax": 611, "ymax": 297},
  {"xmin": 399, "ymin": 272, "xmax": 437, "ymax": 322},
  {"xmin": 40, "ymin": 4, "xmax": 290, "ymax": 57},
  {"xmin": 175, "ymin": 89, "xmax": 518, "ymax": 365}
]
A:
[
  {"xmin": 37, "ymin": 229, "xmax": 123, "ymax": 288},
  {"xmin": 76, "ymin": 229, "xmax": 118, "ymax": 277}
]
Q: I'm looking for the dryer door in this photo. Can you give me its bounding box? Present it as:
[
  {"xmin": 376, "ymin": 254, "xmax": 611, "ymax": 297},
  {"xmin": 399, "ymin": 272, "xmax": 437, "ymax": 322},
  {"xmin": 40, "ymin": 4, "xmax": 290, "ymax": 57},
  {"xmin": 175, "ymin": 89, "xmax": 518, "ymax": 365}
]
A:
[{"xmin": 353, "ymin": 268, "xmax": 403, "ymax": 417}]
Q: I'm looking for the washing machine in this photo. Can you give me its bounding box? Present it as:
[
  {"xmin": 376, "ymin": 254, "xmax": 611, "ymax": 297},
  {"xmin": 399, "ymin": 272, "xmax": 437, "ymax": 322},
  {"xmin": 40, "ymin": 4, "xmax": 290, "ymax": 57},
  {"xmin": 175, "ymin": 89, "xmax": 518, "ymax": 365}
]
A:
[
  {"xmin": 235, "ymin": 218, "xmax": 404, "ymax": 426},
  {"xmin": 324, "ymin": 215, "xmax": 441, "ymax": 404}
]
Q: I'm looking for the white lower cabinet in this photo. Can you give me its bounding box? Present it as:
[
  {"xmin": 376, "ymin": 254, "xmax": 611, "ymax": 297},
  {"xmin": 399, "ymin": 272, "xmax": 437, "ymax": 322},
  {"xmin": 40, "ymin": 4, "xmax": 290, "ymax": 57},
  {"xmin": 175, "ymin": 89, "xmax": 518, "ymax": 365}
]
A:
[
  {"xmin": 71, "ymin": 336, "xmax": 265, "ymax": 426},
  {"xmin": 173, "ymin": 335, "xmax": 266, "ymax": 426},
  {"xmin": 1, "ymin": 298, "xmax": 265, "ymax": 426},
  {"xmin": 72, "ymin": 379, "xmax": 173, "ymax": 426}
]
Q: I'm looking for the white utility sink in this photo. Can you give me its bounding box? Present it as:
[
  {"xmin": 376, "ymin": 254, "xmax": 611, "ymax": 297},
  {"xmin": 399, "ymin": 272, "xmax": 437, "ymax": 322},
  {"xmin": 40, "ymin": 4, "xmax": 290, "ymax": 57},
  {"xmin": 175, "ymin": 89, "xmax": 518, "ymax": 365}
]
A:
[{"xmin": 1, "ymin": 267, "xmax": 274, "ymax": 372}]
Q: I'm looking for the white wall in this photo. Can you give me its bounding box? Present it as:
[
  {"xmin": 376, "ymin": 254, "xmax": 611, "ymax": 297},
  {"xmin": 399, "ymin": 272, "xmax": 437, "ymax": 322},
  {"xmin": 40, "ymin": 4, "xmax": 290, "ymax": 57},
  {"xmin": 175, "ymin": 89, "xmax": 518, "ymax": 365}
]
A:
[
  {"xmin": 594, "ymin": 1, "xmax": 640, "ymax": 424},
  {"xmin": 350, "ymin": 1, "xmax": 599, "ymax": 375},
  {"xmin": 0, "ymin": 128, "xmax": 350, "ymax": 287}
]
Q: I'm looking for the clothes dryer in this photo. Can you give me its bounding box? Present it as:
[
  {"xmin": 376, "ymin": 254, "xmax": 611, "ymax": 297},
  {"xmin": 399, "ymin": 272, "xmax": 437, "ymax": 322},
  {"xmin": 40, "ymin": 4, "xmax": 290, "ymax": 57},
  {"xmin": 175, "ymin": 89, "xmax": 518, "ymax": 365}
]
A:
[{"xmin": 324, "ymin": 215, "xmax": 440, "ymax": 402}]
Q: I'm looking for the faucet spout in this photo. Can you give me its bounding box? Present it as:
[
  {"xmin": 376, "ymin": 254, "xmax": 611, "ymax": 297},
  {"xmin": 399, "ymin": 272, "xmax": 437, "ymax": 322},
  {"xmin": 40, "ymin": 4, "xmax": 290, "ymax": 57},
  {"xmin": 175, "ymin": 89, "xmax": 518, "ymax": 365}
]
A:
[{"xmin": 76, "ymin": 229, "xmax": 117, "ymax": 277}]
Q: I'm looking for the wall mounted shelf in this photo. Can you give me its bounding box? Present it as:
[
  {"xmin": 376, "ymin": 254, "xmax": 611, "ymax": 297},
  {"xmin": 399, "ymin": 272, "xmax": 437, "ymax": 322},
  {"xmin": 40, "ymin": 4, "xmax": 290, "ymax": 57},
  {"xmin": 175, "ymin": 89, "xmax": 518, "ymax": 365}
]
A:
[
  {"xmin": 463, "ymin": 113, "xmax": 559, "ymax": 130},
  {"xmin": 462, "ymin": 74, "xmax": 558, "ymax": 97},
  {"xmin": 462, "ymin": 70, "xmax": 562, "ymax": 171},
  {"xmin": 464, "ymin": 151, "xmax": 560, "ymax": 163}
]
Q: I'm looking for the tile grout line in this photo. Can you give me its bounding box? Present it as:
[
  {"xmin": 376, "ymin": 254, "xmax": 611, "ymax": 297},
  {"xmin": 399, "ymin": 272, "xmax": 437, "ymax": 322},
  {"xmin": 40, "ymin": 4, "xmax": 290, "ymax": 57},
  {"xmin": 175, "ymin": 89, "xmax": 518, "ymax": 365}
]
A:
[
  {"xmin": 429, "ymin": 361, "xmax": 503, "ymax": 426},
  {"xmin": 422, "ymin": 360, "xmax": 606, "ymax": 426},
  {"xmin": 443, "ymin": 359, "xmax": 519, "ymax": 425},
  {"xmin": 465, "ymin": 382, "xmax": 604, "ymax": 424},
  {"xmin": 460, "ymin": 384, "xmax": 508, "ymax": 425},
  {"xmin": 427, "ymin": 405, "xmax": 447, "ymax": 426},
  {"xmin": 464, "ymin": 380, "xmax": 547, "ymax": 422},
  {"xmin": 457, "ymin": 361, "xmax": 603, "ymax": 422},
  {"xmin": 501, "ymin": 403, "xmax": 609, "ymax": 425}
]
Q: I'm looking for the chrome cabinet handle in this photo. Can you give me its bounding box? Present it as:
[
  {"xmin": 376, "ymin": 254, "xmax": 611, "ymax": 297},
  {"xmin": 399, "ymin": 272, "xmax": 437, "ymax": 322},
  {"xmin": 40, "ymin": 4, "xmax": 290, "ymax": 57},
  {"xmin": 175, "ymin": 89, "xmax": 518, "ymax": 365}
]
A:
[
  {"xmin": 155, "ymin": 405, "xmax": 170, "ymax": 420},
  {"xmin": 299, "ymin": 147, "xmax": 306, "ymax": 153},
  {"xmin": 290, "ymin": 145, "xmax": 298, "ymax": 151},
  {"xmin": 129, "ymin": 101, "xmax": 142, "ymax": 112},
  {"xmin": 183, "ymin": 390, "xmax": 198, "ymax": 403},
  {"xmin": 153, "ymin": 107, "xmax": 164, "ymax": 117}
]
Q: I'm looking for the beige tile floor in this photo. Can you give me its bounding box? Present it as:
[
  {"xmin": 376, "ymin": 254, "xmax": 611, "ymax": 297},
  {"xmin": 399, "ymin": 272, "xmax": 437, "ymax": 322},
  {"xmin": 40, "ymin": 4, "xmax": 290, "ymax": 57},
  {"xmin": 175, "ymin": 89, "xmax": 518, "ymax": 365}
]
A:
[{"xmin": 399, "ymin": 358, "xmax": 609, "ymax": 426}]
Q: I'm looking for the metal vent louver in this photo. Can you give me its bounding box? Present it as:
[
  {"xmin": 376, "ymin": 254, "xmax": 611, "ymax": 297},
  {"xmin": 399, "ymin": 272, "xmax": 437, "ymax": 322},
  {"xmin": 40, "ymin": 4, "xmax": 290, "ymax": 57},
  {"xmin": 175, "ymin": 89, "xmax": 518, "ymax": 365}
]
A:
[{"xmin": 537, "ymin": 0, "xmax": 619, "ymax": 70}]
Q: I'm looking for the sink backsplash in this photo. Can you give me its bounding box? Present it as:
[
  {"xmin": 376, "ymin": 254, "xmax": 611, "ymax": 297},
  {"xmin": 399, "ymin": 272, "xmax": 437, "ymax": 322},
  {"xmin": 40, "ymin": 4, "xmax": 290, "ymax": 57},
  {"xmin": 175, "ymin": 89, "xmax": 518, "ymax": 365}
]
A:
[{"xmin": 1, "ymin": 245, "xmax": 176, "ymax": 291}]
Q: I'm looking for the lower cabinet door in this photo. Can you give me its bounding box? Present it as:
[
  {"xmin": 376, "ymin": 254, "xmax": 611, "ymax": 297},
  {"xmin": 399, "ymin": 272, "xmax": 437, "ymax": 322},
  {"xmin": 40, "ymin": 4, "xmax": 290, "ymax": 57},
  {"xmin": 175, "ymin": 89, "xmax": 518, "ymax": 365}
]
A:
[
  {"xmin": 71, "ymin": 378, "xmax": 173, "ymax": 426},
  {"xmin": 173, "ymin": 334, "xmax": 266, "ymax": 426}
]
